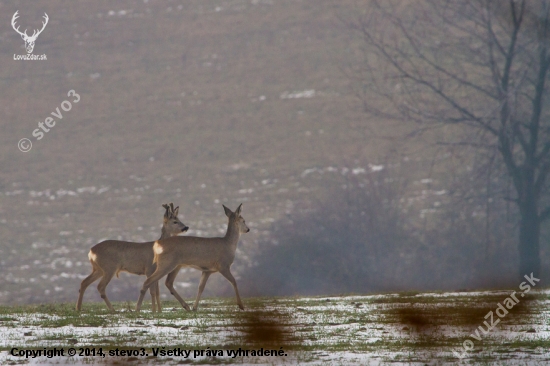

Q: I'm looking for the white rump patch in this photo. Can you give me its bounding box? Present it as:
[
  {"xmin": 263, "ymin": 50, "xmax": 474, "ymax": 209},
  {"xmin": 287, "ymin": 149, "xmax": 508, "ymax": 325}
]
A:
[
  {"xmin": 88, "ymin": 251, "xmax": 97, "ymax": 262},
  {"xmin": 153, "ymin": 241, "xmax": 163, "ymax": 255}
]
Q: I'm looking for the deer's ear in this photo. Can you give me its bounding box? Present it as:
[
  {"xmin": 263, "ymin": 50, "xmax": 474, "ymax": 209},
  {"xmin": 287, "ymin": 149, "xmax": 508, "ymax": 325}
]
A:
[
  {"xmin": 223, "ymin": 205, "xmax": 233, "ymax": 218},
  {"xmin": 235, "ymin": 203, "xmax": 243, "ymax": 216},
  {"xmin": 173, "ymin": 206, "xmax": 179, "ymax": 217}
]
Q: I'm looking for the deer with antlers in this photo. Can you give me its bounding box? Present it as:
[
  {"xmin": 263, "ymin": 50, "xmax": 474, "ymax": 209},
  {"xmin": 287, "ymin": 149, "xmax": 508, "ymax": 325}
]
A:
[
  {"xmin": 135, "ymin": 204, "xmax": 249, "ymax": 312},
  {"xmin": 76, "ymin": 203, "xmax": 188, "ymax": 312},
  {"xmin": 11, "ymin": 11, "xmax": 49, "ymax": 54}
]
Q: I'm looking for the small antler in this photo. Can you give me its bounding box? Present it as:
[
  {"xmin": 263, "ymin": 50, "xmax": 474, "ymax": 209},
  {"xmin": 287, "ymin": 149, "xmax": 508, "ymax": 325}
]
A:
[
  {"xmin": 162, "ymin": 203, "xmax": 171, "ymax": 218},
  {"xmin": 168, "ymin": 203, "xmax": 180, "ymax": 217}
]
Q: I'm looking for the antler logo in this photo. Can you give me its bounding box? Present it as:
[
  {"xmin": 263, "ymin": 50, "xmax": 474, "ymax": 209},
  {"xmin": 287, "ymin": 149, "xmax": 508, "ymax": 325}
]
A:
[{"xmin": 11, "ymin": 11, "xmax": 49, "ymax": 54}]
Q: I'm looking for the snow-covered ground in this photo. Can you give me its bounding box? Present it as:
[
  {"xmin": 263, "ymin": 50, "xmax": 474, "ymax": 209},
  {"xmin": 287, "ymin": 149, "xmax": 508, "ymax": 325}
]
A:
[{"xmin": 0, "ymin": 290, "xmax": 549, "ymax": 365}]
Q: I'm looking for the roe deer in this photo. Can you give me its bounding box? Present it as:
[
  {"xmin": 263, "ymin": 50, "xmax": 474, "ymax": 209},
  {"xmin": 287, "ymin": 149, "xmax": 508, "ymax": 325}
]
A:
[
  {"xmin": 135, "ymin": 204, "xmax": 249, "ymax": 312},
  {"xmin": 76, "ymin": 203, "xmax": 188, "ymax": 312}
]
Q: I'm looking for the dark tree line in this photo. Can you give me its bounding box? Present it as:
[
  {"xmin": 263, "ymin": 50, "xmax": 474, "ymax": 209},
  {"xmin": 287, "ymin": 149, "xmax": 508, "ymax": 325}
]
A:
[{"xmin": 241, "ymin": 165, "xmax": 518, "ymax": 295}]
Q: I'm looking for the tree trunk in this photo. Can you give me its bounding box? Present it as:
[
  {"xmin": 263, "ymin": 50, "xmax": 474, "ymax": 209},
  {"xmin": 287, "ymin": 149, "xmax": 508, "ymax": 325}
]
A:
[{"xmin": 518, "ymin": 201, "xmax": 540, "ymax": 280}]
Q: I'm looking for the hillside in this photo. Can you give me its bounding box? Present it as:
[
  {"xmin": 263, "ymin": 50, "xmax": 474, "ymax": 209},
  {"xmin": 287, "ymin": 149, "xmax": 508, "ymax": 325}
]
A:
[{"xmin": 0, "ymin": 0, "xmax": 416, "ymax": 305}]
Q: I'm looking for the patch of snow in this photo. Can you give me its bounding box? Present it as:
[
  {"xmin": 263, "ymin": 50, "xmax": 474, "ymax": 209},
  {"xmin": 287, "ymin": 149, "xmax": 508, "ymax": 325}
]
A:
[{"xmin": 280, "ymin": 89, "xmax": 316, "ymax": 99}]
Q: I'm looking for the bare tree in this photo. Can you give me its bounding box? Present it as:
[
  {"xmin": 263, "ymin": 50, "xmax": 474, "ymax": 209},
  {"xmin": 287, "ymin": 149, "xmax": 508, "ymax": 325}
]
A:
[{"xmin": 352, "ymin": 0, "xmax": 550, "ymax": 278}]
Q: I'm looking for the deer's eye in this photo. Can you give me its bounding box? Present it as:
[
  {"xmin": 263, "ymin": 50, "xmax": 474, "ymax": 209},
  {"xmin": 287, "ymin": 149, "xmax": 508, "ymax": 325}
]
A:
[{"xmin": 173, "ymin": 221, "xmax": 178, "ymax": 224}]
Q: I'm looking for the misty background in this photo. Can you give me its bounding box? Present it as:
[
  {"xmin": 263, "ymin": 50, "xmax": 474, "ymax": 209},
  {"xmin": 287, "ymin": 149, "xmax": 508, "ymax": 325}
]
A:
[{"xmin": 0, "ymin": 0, "xmax": 548, "ymax": 306}]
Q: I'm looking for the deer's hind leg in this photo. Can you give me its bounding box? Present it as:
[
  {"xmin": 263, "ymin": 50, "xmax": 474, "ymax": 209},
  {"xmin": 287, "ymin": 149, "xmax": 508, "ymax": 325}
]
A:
[
  {"xmin": 76, "ymin": 269, "xmax": 102, "ymax": 311},
  {"xmin": 96, "ymin": 269, "xmax": 116, "ymax": 312},
  {"xmin": 146, "ymin": 265, "xmax": 162, "ymax": 312},
  {"xmin": 149, "ymin": 283, "xmax": 157, "ymax": 312},
  {"xmin": 154, "ymin": 282, "xmax": 162, "ymax": 312}
]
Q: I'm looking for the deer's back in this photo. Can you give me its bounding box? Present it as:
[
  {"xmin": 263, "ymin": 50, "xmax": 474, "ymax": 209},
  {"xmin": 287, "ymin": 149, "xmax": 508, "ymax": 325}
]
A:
[
  {"xmin": 90, "ymin": 240, "xmax": 156, "ymax": 275},
  {"xmin": 155, "ymin": 236, "xmax": 236, "ymax": 269}
]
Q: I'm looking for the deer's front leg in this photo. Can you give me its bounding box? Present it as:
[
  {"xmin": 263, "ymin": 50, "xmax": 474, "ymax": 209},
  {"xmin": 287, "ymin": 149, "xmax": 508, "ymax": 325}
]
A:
[{"xmin": 165, "ymin": 266, "xmax": 191, "ymax": 311}]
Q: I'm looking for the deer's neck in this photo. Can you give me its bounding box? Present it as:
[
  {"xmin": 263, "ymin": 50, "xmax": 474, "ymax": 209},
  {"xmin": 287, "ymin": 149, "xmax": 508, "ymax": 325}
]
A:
[
  {"xmin": 159, "ymin": 226, "xmax": 171, "ymax": 240},
  {"xmin": 224, "ymin": 220, "xmax": 240, "ymax": 246}
]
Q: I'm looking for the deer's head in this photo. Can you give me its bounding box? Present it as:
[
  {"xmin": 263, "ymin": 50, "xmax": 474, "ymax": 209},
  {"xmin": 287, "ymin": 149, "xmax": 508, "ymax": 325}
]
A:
[
  {"xmin": 12, "ymin": 11, "xmax": 49, "ymax": 54},
  {"xmin": 163, "ymin": 203, "xmax": 189, "ymax": 234},
  {"xmin": 224, "ymin": 203, "xmax": 250, "ymax": 234}
]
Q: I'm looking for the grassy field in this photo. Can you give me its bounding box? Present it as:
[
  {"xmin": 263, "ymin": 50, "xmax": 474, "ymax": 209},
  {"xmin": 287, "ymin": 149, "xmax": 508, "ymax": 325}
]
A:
[{"xmin": 0, "ymin": 290, "xmax": 549, "ymax": 365}]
